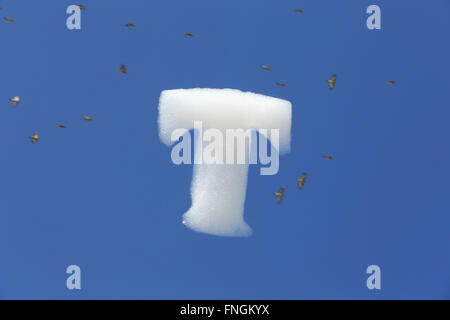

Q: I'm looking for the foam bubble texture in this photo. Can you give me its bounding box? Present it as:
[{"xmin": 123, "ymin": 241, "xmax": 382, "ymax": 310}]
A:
[{"xmin": 158, "ymin": 88, "xmax": 292, "ymax": 236}]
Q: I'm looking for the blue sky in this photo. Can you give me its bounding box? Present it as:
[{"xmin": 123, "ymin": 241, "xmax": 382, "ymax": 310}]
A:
[{"xmin": 1, "ymin": 0, "xmax": 449, "ymax": 299}]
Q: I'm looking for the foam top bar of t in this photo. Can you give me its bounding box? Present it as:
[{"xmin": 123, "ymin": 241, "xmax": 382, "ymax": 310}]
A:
[{"xmin": 158, "ymin": 88, "xmax": 292, "ymax": 154}]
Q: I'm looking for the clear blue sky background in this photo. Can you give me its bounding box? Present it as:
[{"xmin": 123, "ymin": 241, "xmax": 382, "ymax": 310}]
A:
[{"xmin": 1, "ymin": 0, "xmax": 449, "ymax": 299}]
